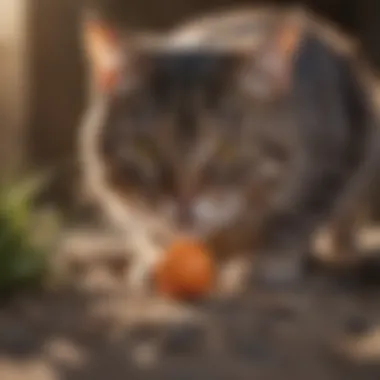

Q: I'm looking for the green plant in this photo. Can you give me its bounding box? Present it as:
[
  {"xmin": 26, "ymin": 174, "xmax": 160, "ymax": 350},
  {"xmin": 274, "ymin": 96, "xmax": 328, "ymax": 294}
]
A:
[{"xmin": 0, "ymin": 174, "xmax": 61, "ymax": 295}]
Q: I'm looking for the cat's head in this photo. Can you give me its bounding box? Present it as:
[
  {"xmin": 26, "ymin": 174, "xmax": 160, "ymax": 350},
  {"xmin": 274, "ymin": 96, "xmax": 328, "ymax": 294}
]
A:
[{"xmin": 81, "ymin": 10, "xmax": 305, "ymax": 245}]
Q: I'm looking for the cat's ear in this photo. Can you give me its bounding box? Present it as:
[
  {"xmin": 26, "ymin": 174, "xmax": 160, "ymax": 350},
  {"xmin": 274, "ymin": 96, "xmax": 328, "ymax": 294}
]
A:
[
  {"xmin": 241, "ymin": 10, "xmax": 306, "ymax": 99},
  {"xmin": 81, "ymin": 11, "xmax": 137, "ymax": 93}
]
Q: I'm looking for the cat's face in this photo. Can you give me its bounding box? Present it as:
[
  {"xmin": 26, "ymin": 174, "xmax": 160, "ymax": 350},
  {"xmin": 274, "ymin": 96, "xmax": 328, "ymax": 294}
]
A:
[{"xmin": 83, "ymin": 11, "xmax": 303, "ymax": 243}]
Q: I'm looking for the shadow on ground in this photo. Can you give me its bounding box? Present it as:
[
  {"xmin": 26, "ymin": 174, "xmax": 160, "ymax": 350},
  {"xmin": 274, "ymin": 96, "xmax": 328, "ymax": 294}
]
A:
[{"xmin": 1, "ymin": 246, "xmax": 380, "ymax": 379}]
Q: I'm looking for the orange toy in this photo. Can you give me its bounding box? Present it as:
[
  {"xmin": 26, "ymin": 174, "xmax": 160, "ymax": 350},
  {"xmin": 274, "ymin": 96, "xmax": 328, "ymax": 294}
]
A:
[{"xmin": 154, "ymin": 239, "xmax": 215, "ymax": 300}]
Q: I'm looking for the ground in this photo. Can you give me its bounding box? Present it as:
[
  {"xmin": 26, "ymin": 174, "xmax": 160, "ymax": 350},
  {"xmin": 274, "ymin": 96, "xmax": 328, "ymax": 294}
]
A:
[{"xmin": 1, "ymin": 227, "xmax": 380, "ymax": 380}]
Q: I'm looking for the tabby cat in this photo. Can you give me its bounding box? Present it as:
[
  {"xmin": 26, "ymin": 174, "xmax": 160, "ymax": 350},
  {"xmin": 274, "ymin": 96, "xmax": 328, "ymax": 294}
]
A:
[{"xmin": 79, "ymin": 6, "xmax": 379, "ymax": 292}]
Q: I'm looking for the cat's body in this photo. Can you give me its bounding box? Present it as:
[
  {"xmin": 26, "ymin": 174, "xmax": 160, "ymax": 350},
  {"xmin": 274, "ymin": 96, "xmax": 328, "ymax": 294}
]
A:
[{"xmin": 79, "ymin": 6, "xmax": 380, "ymax": 292}]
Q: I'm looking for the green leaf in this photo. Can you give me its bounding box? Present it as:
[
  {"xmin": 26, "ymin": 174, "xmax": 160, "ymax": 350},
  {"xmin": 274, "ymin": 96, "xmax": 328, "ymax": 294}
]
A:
[{"xmin": 0, "ymin": 172, "xmax": 61, "ymax": 294}]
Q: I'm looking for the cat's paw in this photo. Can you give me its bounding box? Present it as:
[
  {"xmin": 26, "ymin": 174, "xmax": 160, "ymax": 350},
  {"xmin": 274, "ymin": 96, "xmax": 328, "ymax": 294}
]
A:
[
  {"xmin": 214, "ymin": 255, "xmax": 251, "ymax": 297},
  {"xmin": 126, "ymin": 240, "xmax": 163, "ymax": 295},
  {"xmin": 127, "ymin": 260, "xmax": 154, "ymax": 294}
]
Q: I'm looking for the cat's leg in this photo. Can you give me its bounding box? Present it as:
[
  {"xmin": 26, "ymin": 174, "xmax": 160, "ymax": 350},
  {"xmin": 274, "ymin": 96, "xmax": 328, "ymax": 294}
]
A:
[
  {"xmin": 249, "ymin": 44, "xmax": 376, "ymax": 288},
  {"xmin": 79, "ymin": 98, "xmax": 173, "ymax": 294},
  {"xmin": 215, "ymin": 254, "xmax": 252, "ymax": 297},
  {"xmin": 99, "ymin": 192, "xmax": 175, "ymax": 293},
  {"xmin": 88, "ymin": 186, "xmax": 164, "ymax": 293},
  {"xmin": 313, "ymin": 202, "xmax": 366, "ymax": 269},
  {"xmin": 252, "ymin": 123, "xmax": 380, "ymax": 289},
  {"xmin": 314, "ymin": 144, "xmax": 380, "ymax": 269},
  {"xmin": 125, "ymin": 233, "xmax": 163, "ymax": 293},
  {"xmin": 249, "ymin": 147, "xmax": 356, "ymax": 288},
  {"xmin": 314, "ymin": 218, "xmax": 359, "ymax": 268}
]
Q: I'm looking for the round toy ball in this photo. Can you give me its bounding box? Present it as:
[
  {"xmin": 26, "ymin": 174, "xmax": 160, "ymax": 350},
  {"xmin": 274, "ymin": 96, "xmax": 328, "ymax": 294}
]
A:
[{"xmin": 154, "ymin": 239, "xmax": 215, "ymax": 300}]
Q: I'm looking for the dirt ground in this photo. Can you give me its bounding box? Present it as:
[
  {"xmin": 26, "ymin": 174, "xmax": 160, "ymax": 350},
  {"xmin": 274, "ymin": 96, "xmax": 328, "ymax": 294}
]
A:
[{"xmin": 1, "ymin": 227, "xmax": 380, "ymax": 380}]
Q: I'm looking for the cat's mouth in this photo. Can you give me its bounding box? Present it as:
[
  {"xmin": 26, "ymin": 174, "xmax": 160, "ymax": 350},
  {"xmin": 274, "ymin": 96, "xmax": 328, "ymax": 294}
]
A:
[{"xmin": 123, "ymin": 196, "xmax": 257, "ymax": 294}]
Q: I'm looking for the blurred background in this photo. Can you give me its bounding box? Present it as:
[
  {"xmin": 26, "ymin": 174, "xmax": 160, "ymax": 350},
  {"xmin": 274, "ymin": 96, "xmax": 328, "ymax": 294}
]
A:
[
  {"xmin": 1, "ymin": 0, "xmax": 380, "ymax": 213},
  {"xmin": 0, "ymin": 2, "xmax": 380, "ymax": 379}
]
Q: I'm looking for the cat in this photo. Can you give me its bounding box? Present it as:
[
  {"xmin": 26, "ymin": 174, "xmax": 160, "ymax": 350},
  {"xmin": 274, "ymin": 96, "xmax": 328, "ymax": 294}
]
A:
[{"xmin": 78, "ymin": 5, "xmax": 380, "ymax": 293}]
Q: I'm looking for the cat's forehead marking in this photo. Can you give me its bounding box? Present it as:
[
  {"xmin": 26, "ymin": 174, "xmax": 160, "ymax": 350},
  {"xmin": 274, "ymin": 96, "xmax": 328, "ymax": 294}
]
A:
[
  {"xmin": 143, "ymin": 51, "xmax": 233, "ymax": 148},
  {"xmin": 149, "ymin": 51, "xmax": 231, "ymax": 81}
]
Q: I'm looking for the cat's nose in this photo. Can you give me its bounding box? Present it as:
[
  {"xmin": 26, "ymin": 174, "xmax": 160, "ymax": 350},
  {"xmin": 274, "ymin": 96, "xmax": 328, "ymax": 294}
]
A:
[
  {"xmin": 174, "ymin": 202, "xmax": 202, "ymax": 238},
  {"xmin": 176, "ymin": 204, "xmax": 195, "ymax": 230},
  {"xmin": 178, "ymin": 210, "xmax": 216, "ymax": 241}
]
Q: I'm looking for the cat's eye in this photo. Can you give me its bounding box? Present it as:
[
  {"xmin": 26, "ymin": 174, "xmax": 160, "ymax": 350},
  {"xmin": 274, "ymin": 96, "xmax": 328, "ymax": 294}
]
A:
[
  {"xmin": 115, "ymin": 145, "xmax": 158, "ymax": 188},
  {"xmin": 113, "ymin": 140, "xmax": 156, "ymax": 182}
]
